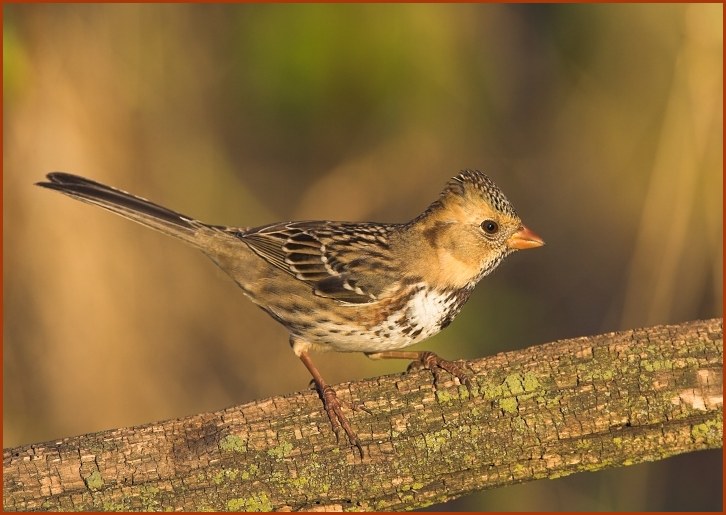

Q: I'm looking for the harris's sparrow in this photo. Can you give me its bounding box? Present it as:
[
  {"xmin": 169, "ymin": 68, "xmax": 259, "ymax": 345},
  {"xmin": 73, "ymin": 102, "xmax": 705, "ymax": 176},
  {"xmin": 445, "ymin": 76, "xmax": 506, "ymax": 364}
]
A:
[{"xmin": 37, "ymin": 170, "xmax": 544, "ymax": 455}]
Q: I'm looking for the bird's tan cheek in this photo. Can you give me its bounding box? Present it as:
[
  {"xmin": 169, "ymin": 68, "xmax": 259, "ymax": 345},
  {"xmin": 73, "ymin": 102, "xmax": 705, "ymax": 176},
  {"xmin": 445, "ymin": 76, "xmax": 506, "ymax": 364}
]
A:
[{"xmin": 432, "ymin": 245, "xmax": 483, "ymax": 289}]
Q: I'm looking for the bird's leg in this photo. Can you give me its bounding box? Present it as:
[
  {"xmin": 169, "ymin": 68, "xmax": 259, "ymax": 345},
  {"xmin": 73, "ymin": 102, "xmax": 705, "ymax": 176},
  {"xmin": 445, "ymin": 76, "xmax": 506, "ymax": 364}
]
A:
[
  {"xmin": 367, "ymin": 350, "xmax": 472, "ymax": 392},
  {"xmin": 295, "ymin": 347, "xmax": 363, "ymax": 457}
]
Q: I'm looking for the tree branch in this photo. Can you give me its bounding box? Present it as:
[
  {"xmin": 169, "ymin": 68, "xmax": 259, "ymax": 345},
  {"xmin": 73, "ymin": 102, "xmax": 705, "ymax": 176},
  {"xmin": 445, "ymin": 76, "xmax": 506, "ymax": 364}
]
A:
[{"xmin": 4, "ymin": 318, "xmax": 723, "ymax": 511}]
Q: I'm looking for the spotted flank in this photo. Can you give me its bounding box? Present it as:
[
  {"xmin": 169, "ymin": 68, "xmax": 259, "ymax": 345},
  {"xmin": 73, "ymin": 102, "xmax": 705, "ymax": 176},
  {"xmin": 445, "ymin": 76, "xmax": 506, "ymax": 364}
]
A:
[{"xmin": 298, "ymin": 284, "xmax": 473, "ymax": 353}]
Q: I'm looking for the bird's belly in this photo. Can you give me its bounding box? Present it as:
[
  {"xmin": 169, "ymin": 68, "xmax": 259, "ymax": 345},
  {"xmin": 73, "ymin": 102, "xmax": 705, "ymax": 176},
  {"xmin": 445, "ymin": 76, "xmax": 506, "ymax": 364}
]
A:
[{"xmin": 291, "ymin": 286, "xmax": 468, "ymax": 353}]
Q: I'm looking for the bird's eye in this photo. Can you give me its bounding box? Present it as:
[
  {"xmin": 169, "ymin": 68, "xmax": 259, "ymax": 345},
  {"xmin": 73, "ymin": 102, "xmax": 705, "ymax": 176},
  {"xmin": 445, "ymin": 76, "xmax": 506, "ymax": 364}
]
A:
[{"xmin": 481, "ymin": 220, "xmax": 499, "ymax": 235}]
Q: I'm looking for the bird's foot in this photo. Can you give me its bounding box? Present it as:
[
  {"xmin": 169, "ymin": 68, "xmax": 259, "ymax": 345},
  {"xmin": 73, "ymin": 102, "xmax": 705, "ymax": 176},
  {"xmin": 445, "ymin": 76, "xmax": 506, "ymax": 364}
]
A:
[
  {"xmin": 407, "ymin": 351, "xmax": 473, "ymax": 393},
  {"xmin": 317, "ymin": 384, "xmax": 364, "ymax": 458},
  {"xmin": 298, "ymin": 349, "xmax": 365, "ymax": 457}
]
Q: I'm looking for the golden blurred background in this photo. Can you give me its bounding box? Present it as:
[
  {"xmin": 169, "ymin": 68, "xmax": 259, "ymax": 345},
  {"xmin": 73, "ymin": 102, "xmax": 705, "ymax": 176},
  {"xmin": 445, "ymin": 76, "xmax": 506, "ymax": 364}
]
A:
[{"xmin": 3, "ymin": 3, "xmax": 722, "ymax": 510}]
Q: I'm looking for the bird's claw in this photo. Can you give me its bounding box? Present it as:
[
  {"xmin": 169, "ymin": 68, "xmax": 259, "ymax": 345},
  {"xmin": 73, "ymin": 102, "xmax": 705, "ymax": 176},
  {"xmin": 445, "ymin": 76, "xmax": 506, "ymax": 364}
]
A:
[
  {"xmin": 319, "ymin": 385, "xmax": 364, "ymax": 458},
  {"xmin": 409, "ymin": 351, "xmax": 473, "ymax": 393}
]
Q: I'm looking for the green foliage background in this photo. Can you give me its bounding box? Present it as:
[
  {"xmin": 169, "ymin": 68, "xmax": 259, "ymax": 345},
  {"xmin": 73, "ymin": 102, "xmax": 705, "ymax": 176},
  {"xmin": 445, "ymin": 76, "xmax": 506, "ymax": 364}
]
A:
[{"xmin": 4, "ymin": 3, "xmax": 722, "ymax": 510}]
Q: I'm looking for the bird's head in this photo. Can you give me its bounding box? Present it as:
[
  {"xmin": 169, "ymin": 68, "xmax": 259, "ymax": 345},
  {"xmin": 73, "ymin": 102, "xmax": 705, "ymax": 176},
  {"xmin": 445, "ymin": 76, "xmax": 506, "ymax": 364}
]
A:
[{"xmin": 408, "ymin": 170, "xmax": 544, "ymax": 289}]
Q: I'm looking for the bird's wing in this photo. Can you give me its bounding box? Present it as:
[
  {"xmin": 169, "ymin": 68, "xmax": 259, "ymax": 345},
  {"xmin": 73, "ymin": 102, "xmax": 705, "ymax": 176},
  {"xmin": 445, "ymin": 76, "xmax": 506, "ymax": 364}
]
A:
[{"xmin": 235, "ymin": 221, "xmax": 400, "ymax": 304}]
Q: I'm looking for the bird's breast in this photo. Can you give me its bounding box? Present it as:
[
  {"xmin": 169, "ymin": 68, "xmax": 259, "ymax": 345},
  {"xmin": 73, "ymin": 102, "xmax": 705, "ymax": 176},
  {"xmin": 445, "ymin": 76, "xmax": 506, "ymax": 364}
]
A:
[{"xmin": 294, "ymin": 283, "xmax": 473, "ymax": 353}]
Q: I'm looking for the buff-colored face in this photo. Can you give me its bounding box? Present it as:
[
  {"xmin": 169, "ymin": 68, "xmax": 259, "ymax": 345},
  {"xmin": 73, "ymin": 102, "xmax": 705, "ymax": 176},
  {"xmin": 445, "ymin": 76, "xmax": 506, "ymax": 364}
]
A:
[{"xmin": 401, "ymin": 171, "xmax": 543, "ymax": 289}]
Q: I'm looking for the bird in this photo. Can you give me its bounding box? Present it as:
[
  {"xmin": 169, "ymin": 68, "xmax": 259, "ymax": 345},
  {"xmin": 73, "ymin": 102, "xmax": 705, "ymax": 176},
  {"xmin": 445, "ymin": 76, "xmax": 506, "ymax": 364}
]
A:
[{"xmin": 36, "ymin": 170, "xmax": 544, "ymax": 455}]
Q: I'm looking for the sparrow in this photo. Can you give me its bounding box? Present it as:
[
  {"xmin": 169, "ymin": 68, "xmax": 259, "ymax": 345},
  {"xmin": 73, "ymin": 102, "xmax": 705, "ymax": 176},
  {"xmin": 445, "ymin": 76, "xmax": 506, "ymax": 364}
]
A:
[{"xmin": 36, "ymin": 170, "xmax": 544, "ymax": 455}]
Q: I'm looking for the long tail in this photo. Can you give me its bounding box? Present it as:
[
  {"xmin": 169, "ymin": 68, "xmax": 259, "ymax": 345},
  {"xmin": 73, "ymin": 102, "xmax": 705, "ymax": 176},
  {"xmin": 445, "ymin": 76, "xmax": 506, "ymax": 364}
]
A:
[{"xmin": 36, "ymin": 172, "xmax": 212, "ymax": 248}]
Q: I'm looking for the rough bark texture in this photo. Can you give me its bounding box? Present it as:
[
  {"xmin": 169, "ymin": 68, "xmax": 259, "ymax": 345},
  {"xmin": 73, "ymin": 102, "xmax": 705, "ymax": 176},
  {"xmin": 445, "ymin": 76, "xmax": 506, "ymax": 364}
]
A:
[{"xmin": 4, "ymin": 318, "xmax": 723, "ymax": 511}]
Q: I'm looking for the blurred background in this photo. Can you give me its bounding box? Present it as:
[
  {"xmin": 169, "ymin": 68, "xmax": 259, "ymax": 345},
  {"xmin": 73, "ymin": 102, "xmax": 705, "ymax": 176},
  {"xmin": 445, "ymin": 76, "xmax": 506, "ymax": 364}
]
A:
[{"xmin": 3, "ymin": 3, "xmax": 722, "ymax": 510}]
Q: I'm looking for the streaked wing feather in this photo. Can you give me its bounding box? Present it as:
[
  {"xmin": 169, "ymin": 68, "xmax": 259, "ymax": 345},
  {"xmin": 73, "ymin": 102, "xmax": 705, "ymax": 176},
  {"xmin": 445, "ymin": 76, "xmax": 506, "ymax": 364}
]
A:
[
  {"xmin": 241, "ymin": 232, "xmax": 290, "ymax": 272},
  {"xmin": 238, "ymin": 221, "xmax": 398, "ymax": 303}
]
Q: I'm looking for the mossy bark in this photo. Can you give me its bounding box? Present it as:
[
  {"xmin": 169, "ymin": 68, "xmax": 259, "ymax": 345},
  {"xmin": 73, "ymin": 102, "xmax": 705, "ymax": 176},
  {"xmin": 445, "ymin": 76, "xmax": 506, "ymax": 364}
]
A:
[{"xmin": 4, "ymin": 318, "xmax": 723, "ymax": 511}]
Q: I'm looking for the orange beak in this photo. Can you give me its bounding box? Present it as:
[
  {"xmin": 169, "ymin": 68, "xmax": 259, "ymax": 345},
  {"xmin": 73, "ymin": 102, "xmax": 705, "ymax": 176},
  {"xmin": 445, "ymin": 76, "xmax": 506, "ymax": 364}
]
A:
[{"xmin": 506, "ymin": 225, "xmax": 545, "ymax": 250}]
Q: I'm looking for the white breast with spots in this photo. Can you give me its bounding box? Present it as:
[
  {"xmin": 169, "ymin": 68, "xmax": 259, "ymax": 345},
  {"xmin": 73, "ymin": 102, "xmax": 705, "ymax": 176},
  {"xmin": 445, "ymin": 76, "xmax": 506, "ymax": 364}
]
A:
[
  {"xmin": 405, "ymin": 287, "xmax": 453, "ymax": 337},
  {"xmin": 308, "ymin": 286, "xmax": 462, "ymax": 353},
  {"xmin": 355, "ymin": 286, "xmax": 456, "ymax": 352}
]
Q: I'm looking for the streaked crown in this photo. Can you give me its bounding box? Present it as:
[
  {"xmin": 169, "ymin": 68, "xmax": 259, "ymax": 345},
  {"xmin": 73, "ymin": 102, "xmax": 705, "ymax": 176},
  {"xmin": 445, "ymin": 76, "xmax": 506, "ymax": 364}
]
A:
[{"xmin": 443, "ymin": 169, "xmax": 517, "ymax": 218}]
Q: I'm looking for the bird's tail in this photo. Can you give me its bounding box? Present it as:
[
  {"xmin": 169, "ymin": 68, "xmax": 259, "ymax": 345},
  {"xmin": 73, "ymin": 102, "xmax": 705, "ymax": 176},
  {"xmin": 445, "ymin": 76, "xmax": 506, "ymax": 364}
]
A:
[{"xmin": 36, "ymin": 172, "xmax": 212, "ymax": 248}]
